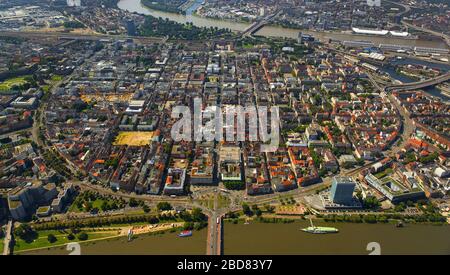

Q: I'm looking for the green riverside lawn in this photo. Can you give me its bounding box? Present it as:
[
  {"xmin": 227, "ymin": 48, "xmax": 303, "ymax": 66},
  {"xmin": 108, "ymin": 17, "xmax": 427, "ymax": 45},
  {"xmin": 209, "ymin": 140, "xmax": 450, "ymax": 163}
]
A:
[{"xmin": 14, "ymin": 229, "xmax": 120, "ymax": 252}]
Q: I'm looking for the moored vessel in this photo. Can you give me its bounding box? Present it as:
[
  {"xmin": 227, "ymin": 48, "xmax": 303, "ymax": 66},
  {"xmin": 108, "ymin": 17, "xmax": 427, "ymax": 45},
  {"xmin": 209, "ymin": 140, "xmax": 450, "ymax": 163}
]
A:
[
  {"xmin": 301, "ymin": 218, "xmax": 339, "ymax": 234},
  {"xmin": 178, "ymin": 230, "xmax": 193, "ymax": 237}
]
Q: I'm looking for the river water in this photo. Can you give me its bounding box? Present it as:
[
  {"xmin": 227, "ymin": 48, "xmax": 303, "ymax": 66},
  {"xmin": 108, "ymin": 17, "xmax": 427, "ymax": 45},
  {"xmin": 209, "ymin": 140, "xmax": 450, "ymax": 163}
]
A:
[
  {"xmin": 20, "ymin": 221, "xmax": 450, "ymax": 255},
  {"xmin": 118, "ymin": 0, "xmax": 448, "ymax": 49},
  {"xmin": 224, "ymin": 221, "xmax": 450, "ymax": 255},
  {"xmin": 119, "ymin": 0, "xmax": 249, "ymax": 30}
]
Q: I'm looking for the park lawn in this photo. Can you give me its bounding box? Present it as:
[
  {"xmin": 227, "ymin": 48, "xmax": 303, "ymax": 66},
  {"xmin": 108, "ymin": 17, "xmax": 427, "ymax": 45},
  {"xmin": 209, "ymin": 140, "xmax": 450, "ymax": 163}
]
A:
[
  {"xmin": 68, "ymin": 197, "xmax": 120, "ymax": 213},
  {"xmin": 92, "ymin": 198, "xmax": 107, "ymax": 210},
  {"xmin": 197, "ymin": 194, "xmax": 215, "ymax": 210},
  {"xmin": 0, "ymin": 76, "xmax": 30, "ymax": 91},
  {"xmin": 41, "ymin": 85, "xmax": 51, "ymax": 93},
  {"xmin": 124, "ymin": 208, "xmax": 146, "ymax": 215},
  {"xmin": 208, "ymin": 199, "xmax": 214, "ymax": 210},
  {"xmin": 199, "ymin": 193, "xmax": 228, "ymax": 209},
  {"xmin": 50, "ymin": 75, "xmax": 63, "ymax": 82},
  {"xmin": 14, "ymin": 229, "xmax": 120, "ymax": 252},
  {"xmin": 91, "ymin": 198, "xmax": 125, "ymax": 212},
  {"xmin": 68, "ymin": 202, "xmax": 82, "ymax": 213},
  {"xmin": 92, "ymin": 221, "xmax": 150, "ymax": 229},
  {"xmin": 217, "ymin": 194, "xmax": 231, "ymax": 209},
  {"xmin": 0, "ymin": 238, "xmax": 4, "ymax": 252},
  {"xmin": 14, "ymin": 230, "xmax": 73, "ymax": 251}
]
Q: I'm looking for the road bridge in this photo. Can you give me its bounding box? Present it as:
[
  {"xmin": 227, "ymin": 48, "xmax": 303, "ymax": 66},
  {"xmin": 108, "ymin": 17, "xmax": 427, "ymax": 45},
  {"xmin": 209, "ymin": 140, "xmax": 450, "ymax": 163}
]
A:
[
  {"xmin": 241, "ymin": 10, "xmax": 282, "ymax": 37},
  {"xmin": 401, "ymin": 21, "xmax": 450, "ymax": 49},
  {"xmin": 385, "ymin": 72, "xmax": 450, "ymax": 92},
  {"xmin": 206, "ymin": 191, "xmax": 224, "ymax": 255}
]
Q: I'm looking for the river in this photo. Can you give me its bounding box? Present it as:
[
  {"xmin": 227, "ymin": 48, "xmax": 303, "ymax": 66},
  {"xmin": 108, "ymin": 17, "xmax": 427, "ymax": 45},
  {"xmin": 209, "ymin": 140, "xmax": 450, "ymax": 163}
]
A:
[
  {"xmin": 20, "ymin": 221, "xmax": 450, "ymax": 255},
  {"xmin": 118, "ymin": 0, "xmax": 448, "ymax": 49},
  {"xmin": 223, "ymin": 221, "xmax": 450, "ymax": 255},
  {"xmin": 118, "ymin": 0, "xmax": 249, "ymax": 31}
]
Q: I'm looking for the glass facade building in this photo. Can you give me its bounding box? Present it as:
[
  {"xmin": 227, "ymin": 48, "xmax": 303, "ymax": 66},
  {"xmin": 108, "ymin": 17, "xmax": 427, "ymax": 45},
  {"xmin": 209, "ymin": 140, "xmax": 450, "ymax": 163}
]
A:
[{"xmin": 330, "ymin": 176, "xmax": 356, "ymax": 205}]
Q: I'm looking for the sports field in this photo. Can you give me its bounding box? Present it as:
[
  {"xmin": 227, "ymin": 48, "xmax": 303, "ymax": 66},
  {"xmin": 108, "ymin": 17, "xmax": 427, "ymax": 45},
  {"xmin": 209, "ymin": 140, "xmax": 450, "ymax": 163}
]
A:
[{"xmin": 113, "ymin": 132, "xmax": 155, "ymax": 146}]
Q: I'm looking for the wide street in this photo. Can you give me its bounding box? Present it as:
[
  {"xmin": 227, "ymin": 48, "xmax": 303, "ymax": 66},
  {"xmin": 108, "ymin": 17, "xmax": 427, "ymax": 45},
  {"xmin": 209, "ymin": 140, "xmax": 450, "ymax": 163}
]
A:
[{"xmin": 366, "ymin": 72, "xmax": 416, "ymax": 156}]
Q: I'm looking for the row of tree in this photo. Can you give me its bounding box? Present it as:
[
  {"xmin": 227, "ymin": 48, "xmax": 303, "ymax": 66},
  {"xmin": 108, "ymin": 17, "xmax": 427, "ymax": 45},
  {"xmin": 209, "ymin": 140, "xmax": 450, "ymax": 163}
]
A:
[
  {"xmin": 31, "ymin": 207, "xmax": 207, "ymax": 231},
  {"xmin": 139, "ymin": 16, "xmax": 233, "ymax": 40}
]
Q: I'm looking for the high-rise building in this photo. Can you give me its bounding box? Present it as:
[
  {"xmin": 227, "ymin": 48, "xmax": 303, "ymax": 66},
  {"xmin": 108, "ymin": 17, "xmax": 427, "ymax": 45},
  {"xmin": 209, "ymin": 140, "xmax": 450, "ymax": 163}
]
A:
[
  {"xmin": 330, "ymin": 176, "xmax": 356, "ymax": 205},
  {"xmin": 125, "ymin": 19, "xmax": 137, "ymax": 36}
]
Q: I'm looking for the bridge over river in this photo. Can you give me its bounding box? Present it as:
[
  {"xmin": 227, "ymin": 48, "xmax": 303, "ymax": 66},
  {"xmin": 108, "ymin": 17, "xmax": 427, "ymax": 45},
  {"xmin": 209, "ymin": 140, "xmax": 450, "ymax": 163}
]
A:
[{"xmin": 241, "ymin": 10, "xmax": 283, "ymax": 37}]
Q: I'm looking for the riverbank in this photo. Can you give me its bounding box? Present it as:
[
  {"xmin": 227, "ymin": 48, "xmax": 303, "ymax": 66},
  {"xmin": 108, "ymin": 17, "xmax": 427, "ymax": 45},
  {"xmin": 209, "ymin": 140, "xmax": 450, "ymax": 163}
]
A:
[
  {"xmin": 227, "ymin": 210, "xmax": 448, "ymax": 225},
  {"xmin": 223, "ymin": 220, "xmax": 450, "ymax": 255},
  {"xmin": 117, "ymin": 0, "xmax": 449, "ymax": 49},
  {"xmin": 19, "ymin": 228, "xmax": 207, "ymax": 255},
  {"xmin": 16, "ymin": 217, "xmax": 450, "ymax": 255},
  {"xmin": 13, "ymin": 222, "xmax": 184, "ymax": 254},
  {"xmin": 141, "ymin": 0, "xmax": 185, "ymax": 15}
]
